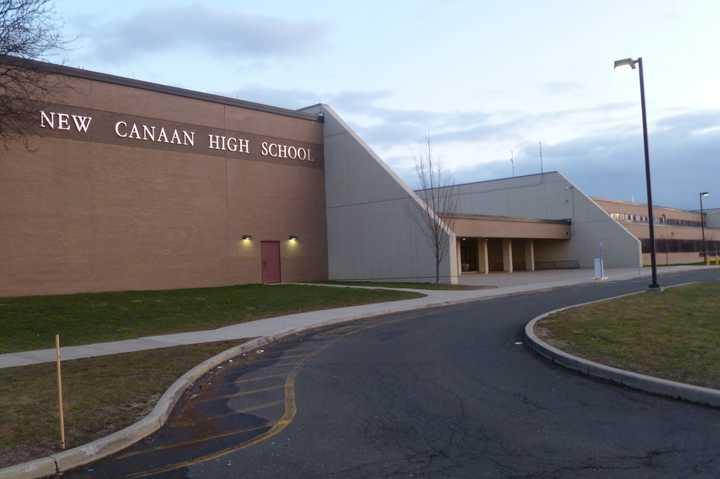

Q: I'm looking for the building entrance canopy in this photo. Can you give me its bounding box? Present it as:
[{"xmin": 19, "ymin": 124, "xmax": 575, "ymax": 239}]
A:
[
  {"xmin": 445, "ymin": 214, "xmax": 572, "ymax": 275},
  {"xmin": 446, "ymin": 214, "xmax": 570, "ymax": 240}
]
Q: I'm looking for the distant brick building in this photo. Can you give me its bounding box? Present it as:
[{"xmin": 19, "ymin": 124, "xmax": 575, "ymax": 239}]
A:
[{"xmin": 594, "ymin": 198, "xmax": 720, "ymax": 266}]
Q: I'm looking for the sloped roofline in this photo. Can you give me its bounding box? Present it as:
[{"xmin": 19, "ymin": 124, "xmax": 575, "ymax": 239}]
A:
[{"xmin": 416, "ymin": 171, "xmax": 561, "ymax": 192}]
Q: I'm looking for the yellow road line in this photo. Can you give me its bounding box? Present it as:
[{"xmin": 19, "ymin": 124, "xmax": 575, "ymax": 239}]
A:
[
  {"xmin": 125, "ymin": 374, "xmax": 300, "ymax": 478},
  {"xmin": 171, "ymin": 400, "xmax": 285, "ymax": 427},
  {"xmin": 228, "ymin": 400, "xmax": 285, "ymax": 414},
  {"xmin": 234, "ymin": 373, "xmax": 288, "ymax": 384},
  {"xmin": 124, "ymin": 319, "xmax": 407, "ymax": 478},
  {"xmin": 114, "ymin": 424, "xmax": 271, "ymax": 460},
  {"xmin": 198, "ymin": 384, "xmax": 284, "ymax": 402}
]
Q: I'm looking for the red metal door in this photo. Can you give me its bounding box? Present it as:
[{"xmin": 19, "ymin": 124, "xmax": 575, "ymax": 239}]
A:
[{"xmin": 261, "ymin": 241, "xmax": 281, "ymax": 283}]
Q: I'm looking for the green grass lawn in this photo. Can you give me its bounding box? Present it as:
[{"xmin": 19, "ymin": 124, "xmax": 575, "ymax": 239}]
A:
[
  {"xmin": 0, "ymin": 341, "xmax": 246, "ymax": 468},
  {"xmin": 0, "ymin": 284, "xmax": 423, "ymax": 354},
  {"xmin": 320, "ymin": 281, "xmax": 491, "ymax": 290},
  {"xmin": 537, "ymin": 282, "xmax": 720, "ymax": 389}
]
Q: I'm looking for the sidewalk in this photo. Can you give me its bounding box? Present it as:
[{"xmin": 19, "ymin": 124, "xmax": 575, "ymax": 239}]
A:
[
  {"xmin": 1, "ymin": 264, "xmax": 715, "ymax": 369},
  {"xmin": 457, "ymin": 265, "xmax": 714, "ymax": 287}
]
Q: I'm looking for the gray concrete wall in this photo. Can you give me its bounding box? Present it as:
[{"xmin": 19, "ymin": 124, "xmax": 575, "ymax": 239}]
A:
[
  {"xmin": 300, "ymin": 104, "xmax": 457, "ymax": 283},
  {"xmin": 436, "ymin": 172, "xmax": 641, "ymax": 268}
]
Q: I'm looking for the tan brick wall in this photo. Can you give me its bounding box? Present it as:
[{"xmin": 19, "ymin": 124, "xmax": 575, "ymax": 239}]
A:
[{"xmin": 0, "ymin": 74, "xmax": 327, "ymax": 296}]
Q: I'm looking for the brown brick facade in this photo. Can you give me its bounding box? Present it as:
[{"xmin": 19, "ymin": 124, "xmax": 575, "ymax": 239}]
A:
[
  {"xmin": 594, "ymin": 198, "xmax": 720, "ymax": 265},
  {"xmin": 0, "ymin": 68, "xmax": 328, "ymax": 296}
]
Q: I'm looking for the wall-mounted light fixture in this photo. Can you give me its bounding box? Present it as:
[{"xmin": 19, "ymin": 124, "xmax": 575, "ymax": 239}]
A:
[
  {"xmin": 241, "ymin": 235, "xmax": 252, "ymax": 241},
  {"xmin": 288, "ymin": 235, "xmax": 299, "ymax": 241}
]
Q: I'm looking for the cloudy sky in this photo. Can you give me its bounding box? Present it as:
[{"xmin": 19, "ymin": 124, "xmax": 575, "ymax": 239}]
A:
[{"xmin": 49, "ymin": 0, "xmax": 719, "ymax": 209}]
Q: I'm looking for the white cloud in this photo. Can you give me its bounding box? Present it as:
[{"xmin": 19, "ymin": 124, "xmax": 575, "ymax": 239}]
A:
[{"xmin": 76, "ymin": 4, "xmax": 326, "ymax": 64}]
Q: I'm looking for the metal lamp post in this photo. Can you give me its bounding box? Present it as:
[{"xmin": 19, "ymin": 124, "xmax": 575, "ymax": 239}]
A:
[
  {"xmin": 614, "ymin": 57, "xmax": 660, "ymax": 289},
  {"xmin": 700, "ymin": 192, "xmax": 709, "ymax": 265}
]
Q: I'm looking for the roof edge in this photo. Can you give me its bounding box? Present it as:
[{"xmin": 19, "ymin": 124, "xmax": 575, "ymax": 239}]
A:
[
  {"xmin": 416, "ymin": 171, "xmax": 561, "ymax": 191},
  {"xmin": 592, "ymin": 196, "xmax": 702, "ymax": 214},
  {"xmin": 442, "ymin": 213, "xmax": 571, "ymax": 225},
  {"xmin": 0, "ymin": 55, "xmax": 323, "ymax": 122}
]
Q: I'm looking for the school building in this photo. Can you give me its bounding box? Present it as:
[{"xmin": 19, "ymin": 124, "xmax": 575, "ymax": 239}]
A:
[{"xmin": 1, "ymin": 56, "xmax": 716, "ymax": 296}]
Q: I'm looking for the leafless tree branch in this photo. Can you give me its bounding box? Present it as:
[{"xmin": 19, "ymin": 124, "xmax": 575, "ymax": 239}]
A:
[
  {"xmin": 0, "ymin": 0, "xmax": 65, "ymax": 147},
  {"xmin": 414, "ymin": 134, "xmax": 458, "ymax": 283}
]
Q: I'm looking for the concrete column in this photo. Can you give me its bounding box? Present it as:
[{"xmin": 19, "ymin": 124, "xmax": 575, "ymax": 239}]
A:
[
  {"xmin": 524, "ymin": 239, "xmax": 535, "ymax": 272},
  {"xmin": 478, "ymin": 239, "xmax": 489, "ymax": 274},
  {"xmin": 502, "ymin": 238, "xmax": 513, "ymax": 273},
  {"xmin": 456, "ymin": 238, "xmax": 462, "ymax": 276},
  {"xmin": 449, "ymin": 235, "xmax": 459, "ymax": 284}
]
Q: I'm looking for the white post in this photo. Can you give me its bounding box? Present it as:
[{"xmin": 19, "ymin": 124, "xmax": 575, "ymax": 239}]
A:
[
  {"xmin": 502, "ymin": 239, "xmax": 513, "ymax": 273},
  {"xmin": 525, "ymin": 240, "xmax": 535, "ymax": 272},
  {"xmin": 478, "ymin": 239, "xmax": 489, "ymax": 274}
]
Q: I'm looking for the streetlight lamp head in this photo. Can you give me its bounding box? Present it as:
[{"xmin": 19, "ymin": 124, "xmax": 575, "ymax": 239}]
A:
[
  {"xmin": 701, "ymin": 192, "xmax": 710, "ymax": 197},
  {"xmin": 614, "ymin": 58, "xmax": 637, "ymax": 69}
]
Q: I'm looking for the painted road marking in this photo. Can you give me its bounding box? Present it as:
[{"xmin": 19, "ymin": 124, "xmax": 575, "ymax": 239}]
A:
[
  {"xmin": 105, "ymin": 317, "xmax": 413, "ymax": 478},
  {"xmin": 172, "ymin": 400, "xmax": 285, "ymax": 427},
  {"xmin": 228, "ymin": 399, "xmax": 286, "ymax": 414},
  {"xmin": 125, "ymin": 374, "xmax": 299, "ymax": 478},
  {"xmin": 234, "ymin": 373, "xmax": 288, "ymax": 384},
  {"xmin": 113, "ymin": 424, "xmax": 272, "ymax": 460},
  {"xmin": 198, "ymin": 384, "xmax": 284, "ymax": 402}
]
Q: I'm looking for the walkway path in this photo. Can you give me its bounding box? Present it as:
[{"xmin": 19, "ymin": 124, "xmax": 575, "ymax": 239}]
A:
[
  {"xmin": 1, "ymin": 265, "xmax": 714, "ymax": 369},
  {"xmin": 457, "ymin": 265, "xmax": 708, "ymax": 287},
  {"xmin": 67, "ymin": 267, "xmax": 720, "ymax": 479}
]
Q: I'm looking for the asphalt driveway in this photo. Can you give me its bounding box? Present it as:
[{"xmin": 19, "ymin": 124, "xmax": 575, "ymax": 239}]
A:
[{"xmin": 68, "ymin": 268, "xmax": 720, "ymax": 478}]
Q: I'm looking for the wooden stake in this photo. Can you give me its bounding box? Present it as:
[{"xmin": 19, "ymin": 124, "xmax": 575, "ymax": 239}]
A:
[{"xmin": 55, "ymin": 334, "xmax": 66, "ymax": 450}]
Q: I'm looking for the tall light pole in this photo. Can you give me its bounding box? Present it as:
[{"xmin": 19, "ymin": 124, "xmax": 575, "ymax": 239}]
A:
[
  {"xmin": 614, "ymin": 57, "xmax": 659, "ymax": 289},
  {"xmin": 700, "ymin": 192, "xmax": 710, "ymax": 265}
]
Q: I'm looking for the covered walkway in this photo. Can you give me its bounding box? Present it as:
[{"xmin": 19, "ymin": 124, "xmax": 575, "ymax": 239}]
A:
[{"xmin": 448, "ymin": 214, "xmax": 571, "ymax": 275}]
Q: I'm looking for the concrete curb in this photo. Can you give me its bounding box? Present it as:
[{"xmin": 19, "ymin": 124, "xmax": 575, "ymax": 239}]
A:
[
  {"xmin": 524, "ymin": 282, "xmax": 720, "ymax": 409},
  {"xmin": 1, "ymin": 282, "xmax": 562, "ymax": 479},
  {"xmin": 1, "ymin": 272, "xmax": 716, "ymax": 478},
  {"xmin": 0, "ymin": 293, "xmax": 482, "ymax": 479},
  {"xmin": 0, "ymin": 337, "xmax": 269, "ymax": 479}
]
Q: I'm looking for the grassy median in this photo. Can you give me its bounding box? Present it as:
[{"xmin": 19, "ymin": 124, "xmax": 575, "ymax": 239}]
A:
[
  {"xmin": 537, "ymin": 282, "xmax": 720, "ymax": 389},
  {"xmin": 0, "ymin": 341, "xmax": 246, "ymax": 468},
  {"xmin": 0, "ymin": 284, "xmax": 423, "ymax": 354}
]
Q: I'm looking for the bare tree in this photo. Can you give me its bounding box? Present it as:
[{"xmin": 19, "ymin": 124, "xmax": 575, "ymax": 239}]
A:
[
  {"xmin": 414, "ymin": 135, "xmax": 459, "ymax": 283},
  {"xmin": 0, "ymin": 0, "xmax": 64, "ymax": 145}
]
